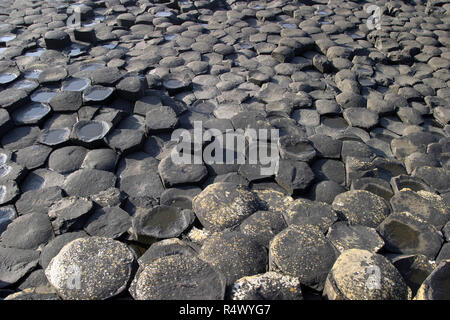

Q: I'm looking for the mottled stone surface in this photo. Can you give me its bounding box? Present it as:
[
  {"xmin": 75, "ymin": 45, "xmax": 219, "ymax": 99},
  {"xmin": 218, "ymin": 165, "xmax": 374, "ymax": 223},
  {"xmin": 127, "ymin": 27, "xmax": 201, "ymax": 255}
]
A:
[
  {"xmin": 323, "ymin": 249, "xmax": 410, "ymax": 300},
  {"xmin": 45, "ymin": 237, "xmax": 135, "ymax": 300}
]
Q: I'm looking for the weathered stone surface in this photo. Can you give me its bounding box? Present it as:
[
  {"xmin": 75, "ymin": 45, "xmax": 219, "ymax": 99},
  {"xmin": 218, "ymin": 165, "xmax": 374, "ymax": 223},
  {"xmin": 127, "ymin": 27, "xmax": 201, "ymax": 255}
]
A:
[
  {"xmin": 326, "ymin": 221, "xmax": 385, "ymax": 253},
  {"xmin": 1, "ymin": 213, "xmax": 54, "ymax": 250},
  {"xmin": 239, "ymin": 211, "xmax": 287, "ymax": 248},
  {"xmin": 134, "ymin": 255, "xmax": 225, "ymax": 300},
  {"xmin": 269, "ymin": 224, "xmax": 336, "ymax": 290},
  {"xmin": 192, "ymin": 182, "xmax": 260, "ymax": 231},
  {"xmin": 284, "ymin": 198, "xmax": 338, "ymax": 233},
  {"xmin": 323, "ymin": 249, "xmax": 410, "ymax": 300},
  {"xmin": 415, "ymin": 260, "xmax": 450, "ymax": 300},
  {"xmin": 84, "ymin": 207, "xmax": 131, "ymax": 239},
  {"xmin": 230, "ymin": 272, "xmax": 303, "ymax": 300},
  {"xmin": 390, "ymin": 190, "xmax": 450, "ymax": 229},
  {"xmin": 39, "ymin": 231, "xmax": 88, "ymax": 269},
  {"xmin": 377, "ymin": 211, "xmax": 443, "ymax": 259},
  {"xmin": 390, "ymin": 254, "xmax": 435, "ymax": 296},
  {"xmin": 132, "ymin": 205, "xmax": 194, "ymax": 241},
  {"xmin": 0, "ymin": 247, "xmax": 40, "ymax": 288},
  {"xmin": 332, "ymin": 190, "xmax": 390, "ymax": 228},
  {"xmin": 63, "ymin": 169, "xmax": 117, "ymax": 198},
  {"xmin": 199, "ymin": 231, "xmax": 268, "ymax": 286},
  {"xmin": 45, "ymin": 237, "xmax": 135, "ymax": 300},
  {"xmin": 275, "ymin": 159, "xmax": 315, "ymax": 194}
]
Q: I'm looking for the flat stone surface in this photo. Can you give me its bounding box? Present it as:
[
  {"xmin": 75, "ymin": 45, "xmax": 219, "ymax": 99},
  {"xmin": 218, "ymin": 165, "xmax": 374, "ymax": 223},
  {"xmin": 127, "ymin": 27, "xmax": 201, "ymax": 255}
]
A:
[
  {"xmin": 1, "ymin": 213, "xmax": 54, "ymax": 250},
  {"xmin": 332, "ymin": 190, "xmax": 390, "ymax": 228},
  {"xmin": 134, "ymin": 255, "xmax": 225, "ymax": 300},
  {"xmin": 63, "ymin": 169, "xmax": 117, "ymax": 198},
  {"xmin": 377, "ymin": 211, "xmax": 443, "ymax": 259},
  {"xmin": 323, "ymin": 249, "xmax": 410, "ymax": 300},
  {"xmin": 199, "ymin": 231, "xmax": 268, "ymax": 286},
  {"xmin": 269, "ymin": 224, "xmax": 336, "ymax": 291},
  {"xmin": 327, "ymin": 221, "xmax": 385, "ymax": 253},
  {"xmin": 192, "ymin": 182, "xmax": 260, "ymax": 231},
  {"xmin": 0, "ymin": 247, "xmax": 40, "ymax": 289},
  {"xmin": 45, "ymin": 237, "xmax": 135, "ymax": 300},
  {"xmin": 230, "ymin": 272, "xmax": 303, "ymax": 300}
]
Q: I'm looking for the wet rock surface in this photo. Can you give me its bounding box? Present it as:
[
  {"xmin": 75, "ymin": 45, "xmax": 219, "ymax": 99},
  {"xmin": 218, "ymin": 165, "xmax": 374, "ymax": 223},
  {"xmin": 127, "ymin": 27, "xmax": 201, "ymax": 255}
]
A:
[{"xmin": 0, "ymin": 0, "xmax": 448, "ymax": 300}]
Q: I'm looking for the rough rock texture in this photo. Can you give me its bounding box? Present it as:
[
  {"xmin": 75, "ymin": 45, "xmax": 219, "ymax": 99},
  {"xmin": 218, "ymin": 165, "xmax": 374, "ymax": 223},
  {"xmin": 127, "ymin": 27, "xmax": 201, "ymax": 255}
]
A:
[
  {"xmin": 415, "ymin": 260, "xmax": 450, "ymax": 300},
  {"xmin": 269, "ymin": 225, "xmax": 337, "ymax": 290},
  {"xmin": 192, "ymin": 182, "xmax": 260, "ymax": 231},
  {"xmin": 133, "ymin": 255, "xmax": 225, "ymax": 300},
  {"xmin": 199, "ymin": 231, "xmax": 268, "ymax": 286},
  {"xmin": 45, "ymin": 237, "xmax": 135, "ymax": 300},
  {"xmin": 229, "ymin": 272, "xmax": 303, "ymax": 300},
  {"xmin": 323, "ymin": 249, "xmax": 410, "ymax": 300}
]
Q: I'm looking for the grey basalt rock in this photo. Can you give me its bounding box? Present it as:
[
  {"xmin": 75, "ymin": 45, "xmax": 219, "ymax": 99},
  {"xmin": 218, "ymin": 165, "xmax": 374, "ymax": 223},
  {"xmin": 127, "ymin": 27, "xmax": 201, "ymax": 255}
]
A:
[
  {"xmin": 389, "ymin": 254, "xmax": 435, "ymax": 297},
  {"xmin": 275, "ymin": 159, "xmax": 315, "ymax": 195},
  {"xmin": 138, "ymin": 238, "xmax": 197, "ymax": 266},
  {"xmin": 15, "ymin": 186, "xmax": 64, "ymax": 215},
  {"xmin": 323, "ymin": 249, "xmax": 410, "ymax": 300},
  {"xmin": 192, "ymin": 182, "xmax": 260, "ymax": 231},
  {"xmin": 0, "ymin": 213, "xmax": 54, "ymax": 250},
  {"xmin": 63, "ymin": 169, "xmax": 117, "ymax": 198},
  {"xmin": 326, "ymin": 221, "xmax": 385, "ymax": 253},
  {"xmin": 84, "ymin": 206, "xmax": 131, "ymax": 239},
  {"xmin": 132, "ymin": 205, "xmax": 195, "ymax": 241},
  {"xmin": 199, "ymin": 231, "xmax": 268, "ymax": 286},
  {"xmin": 48, "ymin": 196, "xmax": 94, "ymax": 235},
  {"xmin": 390, "ymin": 190, "xmax": 450, "ymax": 229},
  {"xmin": 45, "ymin": 237, "xmax": 135, "ymax": 300},
  {"xmin": 332, "ymin": 190, "xmax": 390, "ymax": 228},
  {"xmin": 158, "ymin": 154, "xmax": 208, "ymax": 188},
  {"xmin": 239, "ymin": 211, "xmax": 287, "ymax": 248},
  {"xmin": 277, "ymin": 135, "xmax": 316, "ymax": 162},
  {"xmin": 229, "ymin": 272, "xmax": 303, "ymax": 300},
  {"xmin": 0, "ymin": 247, "xmax": 40, "ymax": 289},
  {"xmin": 269, "ymin": 224, "xmax": 336, "ymax": 291},
  {"xmin": 377, "ymin": 211, "xmax": 443, "ymax": 259},
  {"xmin": 48, "ymin": 146, "xmax": 88, "ymax": 174},
  {"xmin": 133, "ymin": 255, "xmax": 225, "ymax": 300},
  {"xmin": 44, "ymin": 30, "xmax": 71, "ymax": 50},
  {"xmin": 415, "ymin": 260, "xmax": 450, "ymax": 300},
  {"xmin": 39, "ymin": 231, "xmax": 89, "ymax": 269},
  {"xmin": 284, "ymin": 198, "xmax": 338, "ymax": 233}
]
